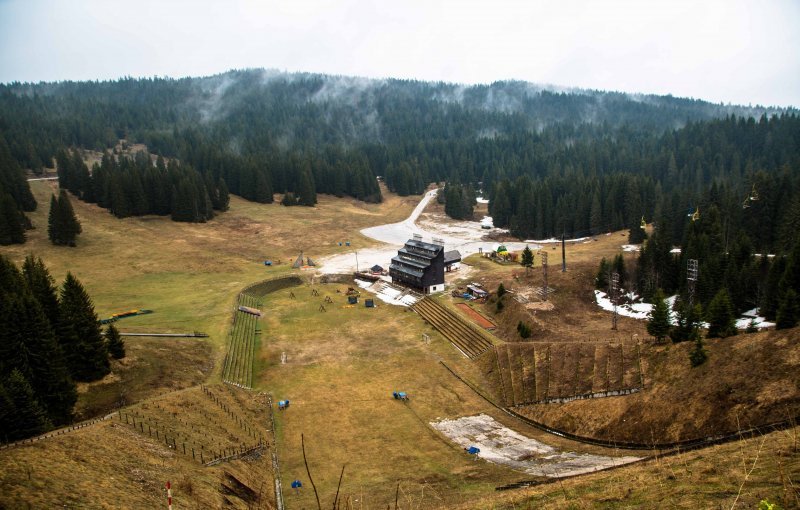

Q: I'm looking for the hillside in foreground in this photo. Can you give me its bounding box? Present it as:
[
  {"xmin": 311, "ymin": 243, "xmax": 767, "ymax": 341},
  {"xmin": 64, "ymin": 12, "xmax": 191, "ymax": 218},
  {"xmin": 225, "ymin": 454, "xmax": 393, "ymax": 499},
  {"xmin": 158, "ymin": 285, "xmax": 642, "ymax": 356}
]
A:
[{"xmin": 0, "ymin": 180, "xmax": 798, "ymax": 508}]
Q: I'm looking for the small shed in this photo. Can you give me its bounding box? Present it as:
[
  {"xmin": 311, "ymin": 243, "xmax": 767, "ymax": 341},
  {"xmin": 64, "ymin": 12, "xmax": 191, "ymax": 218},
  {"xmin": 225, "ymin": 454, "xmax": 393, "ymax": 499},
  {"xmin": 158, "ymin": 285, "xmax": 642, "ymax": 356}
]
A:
[
  {"xmin": 466, "ymin": 285, "xmax": 488, "ymax": 299},
  {"xmin": 365, "ymin": 299, "xmax": 375, "ymax": 308},
  {"xmin": 348, "ymin": 295, "xmax": 358, "ymax": 305},
  {"xmin": 370, "ymin": 264, "xmax": 384, "ymax": 274},
  {"xmin": 444, "ymin": 250, "xmax": 462, "ymax": 272}
]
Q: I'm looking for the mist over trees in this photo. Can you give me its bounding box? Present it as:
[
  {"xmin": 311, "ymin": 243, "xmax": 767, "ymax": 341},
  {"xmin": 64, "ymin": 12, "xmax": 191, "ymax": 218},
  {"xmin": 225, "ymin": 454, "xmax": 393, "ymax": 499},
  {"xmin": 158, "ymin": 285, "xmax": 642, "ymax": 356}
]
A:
[{"xmin": 0, "ymin": 69, "xmax": 796, "ymax": 247}]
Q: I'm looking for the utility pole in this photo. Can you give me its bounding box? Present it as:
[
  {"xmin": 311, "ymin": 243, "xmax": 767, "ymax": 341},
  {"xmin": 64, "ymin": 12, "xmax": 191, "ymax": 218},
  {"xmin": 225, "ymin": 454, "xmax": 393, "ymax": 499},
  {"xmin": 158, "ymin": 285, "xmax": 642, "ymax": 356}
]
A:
[
  {"xmin": 611, "ymin": 271, "xmax": 619, "ymax": 330},
  {"xmin": 561, "ymin": 232, "xmax": 567, "ymax": 272},
  {"xmin": 541, "ymin": 251, "xmax": 549, "ymax": 301},
  {"xmin": 354, "ymin": 250, "xmax": 359, "ymax": 273}
]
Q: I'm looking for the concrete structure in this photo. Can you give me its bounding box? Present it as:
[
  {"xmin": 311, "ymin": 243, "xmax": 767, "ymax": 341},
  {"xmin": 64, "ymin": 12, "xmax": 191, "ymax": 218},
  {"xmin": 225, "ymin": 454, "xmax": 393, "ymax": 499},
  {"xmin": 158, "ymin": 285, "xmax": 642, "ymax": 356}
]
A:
[{"xmin": 389, "ymin": 238, "xmax": 445, "ymax": 294}]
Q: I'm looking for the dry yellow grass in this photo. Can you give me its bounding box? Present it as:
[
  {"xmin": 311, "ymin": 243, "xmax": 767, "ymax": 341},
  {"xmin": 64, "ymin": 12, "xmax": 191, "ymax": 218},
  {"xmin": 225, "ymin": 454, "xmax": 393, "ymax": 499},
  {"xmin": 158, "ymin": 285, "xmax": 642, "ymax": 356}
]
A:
[{"xmin": 2, "ymin": 179, "xmax": 798, "ymax": 509}]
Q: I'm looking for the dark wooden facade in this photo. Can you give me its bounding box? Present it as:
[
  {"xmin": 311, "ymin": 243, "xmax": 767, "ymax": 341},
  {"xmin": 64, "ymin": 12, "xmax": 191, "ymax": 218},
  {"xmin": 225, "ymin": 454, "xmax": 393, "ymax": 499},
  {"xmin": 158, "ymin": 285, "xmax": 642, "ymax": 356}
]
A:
[{"xmin": 389, "ymin": 239, "xmax": 445, "ymax": 293}]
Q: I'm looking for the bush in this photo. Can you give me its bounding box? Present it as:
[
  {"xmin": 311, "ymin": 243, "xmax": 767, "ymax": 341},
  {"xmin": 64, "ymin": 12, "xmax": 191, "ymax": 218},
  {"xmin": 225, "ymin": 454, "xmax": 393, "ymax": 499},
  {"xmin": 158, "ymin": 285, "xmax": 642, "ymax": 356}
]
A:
[{"xmin": 517, "ymin": 321, "xmax": 531, "ymax": 339}]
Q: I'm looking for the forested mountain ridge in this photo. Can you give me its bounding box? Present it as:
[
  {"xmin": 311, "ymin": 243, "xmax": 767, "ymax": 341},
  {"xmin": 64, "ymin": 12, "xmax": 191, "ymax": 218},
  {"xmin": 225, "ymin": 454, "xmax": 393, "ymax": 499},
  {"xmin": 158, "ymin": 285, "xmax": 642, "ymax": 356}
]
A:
[
  {"xmin": 1, "ymin": 69, "xmax": 787, "ymax": 170},
  {"xmin": 0, "ymin": 69, "xmax": 796, "ymax": 242}
]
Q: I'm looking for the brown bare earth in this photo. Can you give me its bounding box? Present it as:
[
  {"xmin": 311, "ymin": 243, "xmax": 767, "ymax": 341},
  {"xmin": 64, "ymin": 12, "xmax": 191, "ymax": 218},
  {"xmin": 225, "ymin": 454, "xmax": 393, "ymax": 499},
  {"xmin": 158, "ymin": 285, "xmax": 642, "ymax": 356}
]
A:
[{"xmin": 455, "ymin": 302, "xmax": 496, "ymax": 329}]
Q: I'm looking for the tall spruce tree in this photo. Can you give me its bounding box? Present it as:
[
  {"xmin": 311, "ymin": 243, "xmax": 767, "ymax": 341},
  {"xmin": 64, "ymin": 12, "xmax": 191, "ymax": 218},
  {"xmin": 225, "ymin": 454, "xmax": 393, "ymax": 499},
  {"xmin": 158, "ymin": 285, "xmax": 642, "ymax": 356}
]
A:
[
  {"xmin": 15, "ymin": 293, "xmax": 76, "ymax": 425},
  {"xmin": 105, "ymin": 324, "xmax": 126, "ymax": 359},
  {"xmin": 0, "ymin": 369, "xmax": 52, "ymax": 441},
  {"xmin": 59, "ymin": 273, "xmax": 109, "ymax": 381},
  {"xmin": 0, "ymin": 192, "xmax": 25, "ymax": 245},
  {"xmin": 775, "ymin": 289, "xmax": 799, "ymax": 330},
  {"xmin": 48, "ymin": 191, "xmax": 81, "ymax": 246},
  {"xmin": 646, "ymin": 289, "xmax": 671, "ymax": 342},
  {"xmin": 706, "ymin": 288, "xmax": 737, "ymax": 338},
  {"xmin": 521, "ymin": 245, "xmax": 534, "ymax": 274}
]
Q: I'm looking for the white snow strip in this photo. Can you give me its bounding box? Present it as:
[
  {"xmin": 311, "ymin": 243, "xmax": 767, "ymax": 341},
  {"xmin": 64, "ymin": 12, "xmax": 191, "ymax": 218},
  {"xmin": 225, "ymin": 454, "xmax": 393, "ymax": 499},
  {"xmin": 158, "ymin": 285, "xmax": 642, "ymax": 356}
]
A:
[
  {"xmin": 476, "ymin": 197, "xmax": 490, "ymax": 204},
  {"xmin": 621, "ymin": 244, "xmax": 641, "ymax": 252},
  {"xmin": 670, "ymin": 248, "xmax": 682, "ymax": 254},
  {"xmin": 431, "ymin": 414, "xmax": 640, "ymax": 477}
]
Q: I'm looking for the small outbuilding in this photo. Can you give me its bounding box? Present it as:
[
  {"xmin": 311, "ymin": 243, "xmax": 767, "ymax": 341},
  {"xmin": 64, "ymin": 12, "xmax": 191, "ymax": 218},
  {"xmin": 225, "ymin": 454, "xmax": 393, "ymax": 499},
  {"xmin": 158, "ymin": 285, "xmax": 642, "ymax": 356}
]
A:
[
  {"xmin": 444, "ymin": 250, "xmax": 462, "ymax": 272},
  {"xmin": 370, "ymin": 264, "xmax": 384, "ymax": 274},
  {"xmin": 466, "ymin": 285, "xmax": 488, "ymax": 299}
]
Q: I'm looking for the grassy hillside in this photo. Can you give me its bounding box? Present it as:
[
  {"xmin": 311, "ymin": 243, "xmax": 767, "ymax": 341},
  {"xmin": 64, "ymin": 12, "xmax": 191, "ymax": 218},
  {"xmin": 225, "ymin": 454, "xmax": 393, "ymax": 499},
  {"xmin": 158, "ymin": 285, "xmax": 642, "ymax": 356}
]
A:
[{"xmin": 1, "ymin": 181, "xmax": 798, "ymax": 508}]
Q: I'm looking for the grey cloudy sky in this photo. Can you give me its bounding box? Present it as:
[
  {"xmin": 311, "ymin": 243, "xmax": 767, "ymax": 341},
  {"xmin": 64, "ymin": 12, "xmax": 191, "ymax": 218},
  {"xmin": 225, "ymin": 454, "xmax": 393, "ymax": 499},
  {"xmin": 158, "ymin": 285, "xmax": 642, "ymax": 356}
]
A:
[{"xmin": 1, "ymin": 0, "xmax": 798, "ymax": 107}]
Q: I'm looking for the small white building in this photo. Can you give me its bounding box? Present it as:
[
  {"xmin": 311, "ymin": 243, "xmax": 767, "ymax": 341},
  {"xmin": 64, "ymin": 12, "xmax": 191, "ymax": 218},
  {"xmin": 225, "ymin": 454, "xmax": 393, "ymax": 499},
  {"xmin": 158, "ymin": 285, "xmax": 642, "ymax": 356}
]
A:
[{"xmin": 444, "ymin": 250, "xmax": 462, "ymax": 272}]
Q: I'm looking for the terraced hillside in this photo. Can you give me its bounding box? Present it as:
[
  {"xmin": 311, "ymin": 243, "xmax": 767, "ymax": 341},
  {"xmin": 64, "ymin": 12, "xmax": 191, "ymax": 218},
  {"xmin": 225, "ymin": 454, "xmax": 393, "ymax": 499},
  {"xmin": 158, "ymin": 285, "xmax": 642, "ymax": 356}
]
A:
[
  {"xmin": 222, "ymin": 293, "xmax": 262, "ymax": 388},
  {"xmin": 494, "ymin": 342, "xmax": 644, "ymax": 407},
  {"xmin": 412, "ymin": 297, "xmax": 496, "ymax": 358}
]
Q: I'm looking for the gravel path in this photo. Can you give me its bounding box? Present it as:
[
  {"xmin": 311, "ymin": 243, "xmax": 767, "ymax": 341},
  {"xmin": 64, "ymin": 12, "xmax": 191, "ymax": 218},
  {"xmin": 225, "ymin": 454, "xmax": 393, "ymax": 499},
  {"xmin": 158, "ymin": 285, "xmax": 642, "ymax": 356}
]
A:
[{"xmin": 318, "ymin": 189, "xmax": 536, "ymax": 273}]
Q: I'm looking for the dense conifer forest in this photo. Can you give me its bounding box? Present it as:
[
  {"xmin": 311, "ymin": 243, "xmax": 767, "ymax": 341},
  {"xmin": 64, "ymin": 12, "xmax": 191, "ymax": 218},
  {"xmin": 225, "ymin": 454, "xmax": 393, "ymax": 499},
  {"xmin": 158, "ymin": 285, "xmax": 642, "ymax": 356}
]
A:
[
  {"xmin": 0, "ymin": 69, "xmax": 798, "ymax": 318},
  {"xmin": 0, "ymin": 256, "xmax": 113, "ymax": 442}
]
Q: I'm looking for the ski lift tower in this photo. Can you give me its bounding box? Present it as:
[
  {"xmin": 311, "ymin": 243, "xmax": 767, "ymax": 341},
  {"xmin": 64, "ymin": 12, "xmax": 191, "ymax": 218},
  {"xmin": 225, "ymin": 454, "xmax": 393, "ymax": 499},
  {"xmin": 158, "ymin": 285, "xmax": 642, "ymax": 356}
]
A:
[
  {"xmin": 611, "ymin": 271, "xmax": 620, "ymax": 330},
  {"xmin": 687, "ymin": 259, "xmax": 699, "ymax": 307}
]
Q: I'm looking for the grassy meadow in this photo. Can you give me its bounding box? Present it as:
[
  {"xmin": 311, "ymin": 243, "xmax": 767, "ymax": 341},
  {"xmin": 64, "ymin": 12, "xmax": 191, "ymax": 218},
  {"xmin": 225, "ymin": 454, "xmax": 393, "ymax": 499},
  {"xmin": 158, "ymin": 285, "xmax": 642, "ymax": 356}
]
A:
[{"xmin": 1, "ymin": 180, "xmax": 798, "ymax": 509}]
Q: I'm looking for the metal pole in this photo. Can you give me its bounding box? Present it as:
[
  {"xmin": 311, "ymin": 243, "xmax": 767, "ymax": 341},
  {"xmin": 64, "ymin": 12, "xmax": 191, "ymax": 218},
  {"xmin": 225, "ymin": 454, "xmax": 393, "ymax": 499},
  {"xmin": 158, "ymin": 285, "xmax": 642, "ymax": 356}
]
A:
[
  {"xmin": 354, "ymin": 250, "xmax": 359, "ymax": 273},
  {"xmin": 561, "ymin": 232, "xmax": 566, "ymax": 272},
  {"xmin": 541, "ymin": 251, "xmax": 549, "ymax": 301},
  {"xmin": 611, "ymin": 272, "xmax": 619, "ymax": 330}
]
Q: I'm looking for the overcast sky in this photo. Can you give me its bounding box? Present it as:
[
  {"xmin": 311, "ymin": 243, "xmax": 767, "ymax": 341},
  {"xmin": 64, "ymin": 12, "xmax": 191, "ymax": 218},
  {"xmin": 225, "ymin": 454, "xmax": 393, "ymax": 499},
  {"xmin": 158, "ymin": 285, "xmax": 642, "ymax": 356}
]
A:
[{"xmin": 1, "ymin": 0, "xmax": 798, "ymax": 107}]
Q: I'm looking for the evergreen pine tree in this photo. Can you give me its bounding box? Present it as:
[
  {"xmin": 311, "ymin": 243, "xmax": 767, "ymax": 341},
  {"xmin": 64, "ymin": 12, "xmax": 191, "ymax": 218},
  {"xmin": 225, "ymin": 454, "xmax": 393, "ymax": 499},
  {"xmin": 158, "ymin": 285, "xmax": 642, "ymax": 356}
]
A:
[
  {"xmin": 670, "ymin": 302, "xmax": 701, "ymax": 343},
  {"xmin": 647, "ymin": 289, "xmax": 671, "ymax": 342},
  {"xmin": 595, "ymin": 257, "xmax": 610, "ymax": 289},
  {"xmin": 775, "ymin": 289, "xmax": 799, "ymax": 330},
  {"xmin": 521, "ymin": 245, "xmax": 534, "ymax": 274},
  {"xmin": 497, "ymin": 283, "xmax": 507, "ymax": 298},
  {"xmin": 297, "ymin": 164, "xmax": 317, "ymax": 206},
  {"xmin": 48, "ymin": 191, "xmax": 81, "ymax": 246},
  {"xmin": 216, "ymin": 177, "xmax": 230, "ymax": 211},
  {"xmin": 59, "ymin": 273, "xmax": 110, "ymax": 381},
  {"xmin": 612, "ymin": 253, "xmax": 627, "ymax": 291},
  {"xmin": 706, "ymin": 288, "xmax": 737, "ymax": 338},
  {"xmin": 15, "ymin": 293, "xmax": 76, "ymax": 426},
  {"xmin": 0, "ymin": 192, "xmax": 25, "ymax": 245},
  {"xmin": 22, "ymin": 255, "xmax": 60, "ymax": 327},
  {"xmin": 689, "ymin": 333, "xmax": 708, "ymax": 367},
  {"xmin": 56, "ymin": 190, "xmax": 81, "ymax": 246},
  {"xmin": 0, "ymin": 369, "xmax": 52, "ymax": 441},
  {"xmin": 171, "ymin": 179, "xmax": 199, "ymax": 222},
  {"xmin": 105, "ymin": 324, "xmax": 126, "ymax": 359}
]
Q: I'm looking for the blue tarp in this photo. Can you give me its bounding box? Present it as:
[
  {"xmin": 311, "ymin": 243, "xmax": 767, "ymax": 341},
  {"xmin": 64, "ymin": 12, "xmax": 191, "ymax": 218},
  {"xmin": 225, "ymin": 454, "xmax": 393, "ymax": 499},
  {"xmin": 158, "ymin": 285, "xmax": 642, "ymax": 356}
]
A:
[
  {"xmin": 348, "ymin": 296, "xmax": 358, "ymax": 304},
  {"xmin": 291, "ymin": 480, "xmax": 302, "ymax": 488},
  {"xmin": 467, "ymin": 446, "xmax": 480, "ymax": 455},
  {"xmin": 264, "ymin": 260, "xmax": 272, "ymax": 266}
]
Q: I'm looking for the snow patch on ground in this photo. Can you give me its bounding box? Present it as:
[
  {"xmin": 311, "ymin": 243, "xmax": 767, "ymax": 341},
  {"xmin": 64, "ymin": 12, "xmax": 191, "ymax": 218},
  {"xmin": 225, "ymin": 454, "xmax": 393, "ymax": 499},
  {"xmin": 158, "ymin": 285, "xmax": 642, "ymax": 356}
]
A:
[
  {"xmin": 354, "ymin": 279, "xmax": 420, "ymax": 307},
  {"xmin": 621, "ymin": 244, "xmax": 641, "ymax": 252},
  {"xmin": 594, "ymin": 291, "xmax": 774, "ymax": 330},
  {"xmin": 476, "ymin": 197, "xmax": 490, "ymax": 204},
  {"xmin": 431, "ymin": 414, "xmax": 640, "ymax": 477}
]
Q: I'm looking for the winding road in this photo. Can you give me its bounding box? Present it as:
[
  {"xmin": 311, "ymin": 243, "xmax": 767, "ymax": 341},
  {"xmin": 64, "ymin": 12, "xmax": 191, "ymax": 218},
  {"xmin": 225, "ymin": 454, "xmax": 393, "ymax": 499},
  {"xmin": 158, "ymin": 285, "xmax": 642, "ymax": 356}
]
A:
[{"xmin": 319, "ymin": 189, "xmax": 537, "ymax": 273}]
